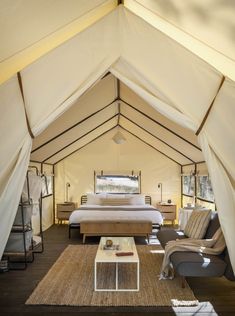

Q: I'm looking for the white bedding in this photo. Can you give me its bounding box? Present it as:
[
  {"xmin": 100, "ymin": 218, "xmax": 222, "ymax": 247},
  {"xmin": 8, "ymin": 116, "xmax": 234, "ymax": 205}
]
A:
[{"xmin": 69, "ymin": 204, "xmax": 163, "ymax": 225}]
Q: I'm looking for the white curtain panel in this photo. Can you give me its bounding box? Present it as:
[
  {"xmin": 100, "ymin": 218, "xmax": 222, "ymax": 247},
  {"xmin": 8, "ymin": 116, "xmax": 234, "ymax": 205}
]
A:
[
  {"xmin": 0, "ymin": 135, "xmax": 32, "ymax": 259},
  {"xmin": 202, "ymin": 79, "xmax": 235, "ymax": 181},
  {"xmin": 199, "ymin": 131, "xmax": 235, "ymax": 273},
  {"xmin": 0, "ymin": 8, "xmax": 120, "ymax": 258},
  {"xmin": 0, "ymin": 76, "xmax": 32, "ymax": 259},
  {"xmin": 118, "ymin": 6, "xmax": 223, "ymax": 127},
  {"xmin": 21, "ymin": 8, "xmax": 120, "ymax": 136}
]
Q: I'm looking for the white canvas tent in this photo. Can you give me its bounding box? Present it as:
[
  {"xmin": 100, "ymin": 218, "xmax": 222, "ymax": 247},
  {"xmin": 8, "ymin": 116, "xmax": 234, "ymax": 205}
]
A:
[{"xmin": 0, "ymin": 0, "xmax": 234, "ymax": 274}]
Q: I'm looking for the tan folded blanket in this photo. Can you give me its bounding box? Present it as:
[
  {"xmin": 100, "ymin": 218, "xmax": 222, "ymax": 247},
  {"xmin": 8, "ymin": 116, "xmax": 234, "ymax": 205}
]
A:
[{"xmin": 160, "ymin": 228, "xmax": 226, "ymax": 279}]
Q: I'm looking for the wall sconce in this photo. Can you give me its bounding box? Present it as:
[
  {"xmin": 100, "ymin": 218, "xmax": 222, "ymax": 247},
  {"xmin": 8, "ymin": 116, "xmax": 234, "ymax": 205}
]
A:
[
  {"xmin": 65, "ymin": 182, "xmax": 70, "ymax": 202},
  {"xmin": 158, "ymin": 182, "xmax": 162, "ymax": 203}
]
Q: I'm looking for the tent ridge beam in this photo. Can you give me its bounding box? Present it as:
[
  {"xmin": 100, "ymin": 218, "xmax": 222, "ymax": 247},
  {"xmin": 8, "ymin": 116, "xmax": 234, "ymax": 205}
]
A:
[
  {"xmin": 53, "ymin": 125, "xmax": 117, "ymax": 165},
  {"xmin": 42, "ymin": 114, "xmax": 118, "ymax": 162},
  {"xmin": 120, "ymin": 113, "xmax": 194, "ymax": 163},
  {"xmin": 101, "ymin": 71, "xmax": 111, "ymax": 79},
  {"xmin": 117, "ymin": 78, "xmax": 120, "ymax": 99},
  {"xmin": 17, "ymin": 72, "xmax": 35, "ymax": 139},
  {"xmin": 182, "ymin": 160, "xmax": 205, "ymax": 167},
  {"xmin": 119, "ymin": 125, "xmax": 182, "ymax": 166},
  {"xmin": 120, "ymin": 98, "xmax": 202, "ymax": 151},
  {"xmin": 196, "ymin": 76, "xmax": 225, "ymax": 136},
  {"xmin": 31, "ymin": 97, "xmax": 118, "ymax": 153},
  {"xmin": 29, "ymin": 159, "xmax": 53, "ymax": 165}
]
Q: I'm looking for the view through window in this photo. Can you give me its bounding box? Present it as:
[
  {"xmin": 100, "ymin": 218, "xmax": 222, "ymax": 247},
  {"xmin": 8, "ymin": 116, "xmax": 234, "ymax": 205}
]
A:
[
  {"xmin": 197, "ymin": 176, "xmax": 214, "ymax": 202},
  {"xmin": 96, "ymin": 175, "xmax": 140, "ymax": 193},
  {"xmin": 42, "ymin": 175, "xmax": 53, "ymax": 197},
  {"xmin": 182, "ymin": 175, "xmax": 195, "ymax": 196}
]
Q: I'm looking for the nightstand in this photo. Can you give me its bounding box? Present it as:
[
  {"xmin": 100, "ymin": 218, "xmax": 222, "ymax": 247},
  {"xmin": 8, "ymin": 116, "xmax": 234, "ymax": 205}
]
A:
[
  {"xmin": 57, "ymin": 202, "xmax": 76, "ymax": 224},
  {"xmin": 156, "ymin": 203, "xmax": 176, "ymax": 225}
]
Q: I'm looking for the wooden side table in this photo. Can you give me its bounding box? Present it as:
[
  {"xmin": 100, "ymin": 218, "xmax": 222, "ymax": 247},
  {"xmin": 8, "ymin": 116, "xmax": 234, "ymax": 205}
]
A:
[
  {"xmin": 57, "ymin": 202, "xmax": 76, "ymax": 224},
  {"xmin": 156, "ymin": 203, "xmax": 176, "ymax": 225}
]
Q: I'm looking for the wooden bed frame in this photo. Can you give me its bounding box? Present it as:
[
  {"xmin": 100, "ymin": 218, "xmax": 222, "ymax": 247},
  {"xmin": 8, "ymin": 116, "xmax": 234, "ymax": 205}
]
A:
[
  {"xmin": 80, "ymin": 195, "xmax": 152, "ymax": 205},
  {"xmin": 80, "ymin": 220, "xmax": 152, "ymax": 243},
  {"xmin": 69, "ymin": 195, "xmax": 157, "ymax": 241}
]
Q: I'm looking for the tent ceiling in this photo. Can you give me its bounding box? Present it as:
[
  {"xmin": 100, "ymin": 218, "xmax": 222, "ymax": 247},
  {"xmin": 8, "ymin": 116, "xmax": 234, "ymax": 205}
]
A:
[
  {"xmin": 131, "ymin": 0, "xmax": 235, "ymax": 62},
  {"xmin": 119, "ymin": 81, "xmax": 200, "ymax": 148},
  {"xmin": 0, "ymin": 0, "xmax": 118, "ymax": 84},
  {"xmin": 32, "ymin": 74, "xmax": 117, "ymax": 151},
  {"xmin": 46, "ymin": 118, "xmax": 117, "ymax": 165},
  {"xmin": 1, "ymin": 0, "xmax": 235, "ymax": 83},
  {"xmin": 31, "ymin": 74, "xmax": 203, "ymax": 165},
  {"xmin": 119, "ymin": 104, "xmax": 202, "ymax": 163},
  {"xmin": 125, "ymin": 0, "xmax": 235, "ymax": 81}
]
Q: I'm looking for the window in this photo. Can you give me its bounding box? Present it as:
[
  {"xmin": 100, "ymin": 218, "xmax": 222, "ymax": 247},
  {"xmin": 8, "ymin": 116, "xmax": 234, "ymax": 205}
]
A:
[
  {"xmin": 41, "ymin": 175, "xmax": 53, "ymax": 197},
  {"xmin": 182, "ymin": 175, "xmax": 195, "ymax": 196},
  {"xmin": 197, "ymin": 176, "xmax": 214, "ymax": 202},
  {"xmin": 95, "ymin": 175, "xmax": 140, "ymax": 194}
]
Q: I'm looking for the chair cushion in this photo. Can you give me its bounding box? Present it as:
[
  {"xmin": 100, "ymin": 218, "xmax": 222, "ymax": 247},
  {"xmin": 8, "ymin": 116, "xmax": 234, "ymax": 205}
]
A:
[
  {"xmin": 156, "ymin": 229, "xmax": 186, "ymax": 249},
  {"xmin": 170, "ymin": 251, "xmax": 226, "ymax": 277},
  {"xmin": 204, "ymin": 212, "xmax": 220, "ymax": 238},
  {"xmin": 184, "ymin": 209, "xmax": 211, "ymax": 239}
]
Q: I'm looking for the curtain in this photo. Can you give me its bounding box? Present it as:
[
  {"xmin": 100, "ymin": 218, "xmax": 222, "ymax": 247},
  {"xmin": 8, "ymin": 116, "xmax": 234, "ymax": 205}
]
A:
[{"xmin": 0, "ymin": 8, "xmax": 120, "ymax": 259}]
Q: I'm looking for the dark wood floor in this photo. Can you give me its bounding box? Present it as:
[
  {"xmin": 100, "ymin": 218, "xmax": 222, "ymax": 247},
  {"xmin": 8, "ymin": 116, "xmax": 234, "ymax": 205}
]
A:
[{"xmin": 0, "ymin": 225, "xmax": 234, "ymax": 316}]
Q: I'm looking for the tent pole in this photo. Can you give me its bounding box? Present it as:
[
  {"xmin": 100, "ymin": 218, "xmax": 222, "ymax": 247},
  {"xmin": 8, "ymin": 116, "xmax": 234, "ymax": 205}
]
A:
[
  {"xmin": 52, "ymin": 165, "xmax": 55, "ymax": 225},
  {"xmin": 196, "ymin": 76, "xmax": 225, "ymax": 135}
]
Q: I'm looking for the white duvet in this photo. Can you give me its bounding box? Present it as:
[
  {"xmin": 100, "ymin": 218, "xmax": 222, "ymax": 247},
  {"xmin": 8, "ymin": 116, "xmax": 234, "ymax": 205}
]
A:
[{"xmin": 69, "ymin": 204, "xmax": 163, "ymax": 225}]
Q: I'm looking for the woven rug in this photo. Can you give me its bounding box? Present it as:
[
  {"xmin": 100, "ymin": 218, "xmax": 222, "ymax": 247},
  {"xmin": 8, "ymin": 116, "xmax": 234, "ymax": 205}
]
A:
[{"xmin": 26, "ymin": 244, "xmax": 196, "ymax": 306}]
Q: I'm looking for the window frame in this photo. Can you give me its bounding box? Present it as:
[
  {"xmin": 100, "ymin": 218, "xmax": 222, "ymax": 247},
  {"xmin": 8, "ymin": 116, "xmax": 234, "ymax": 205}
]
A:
[{"xmin": 41, "ymin": 174, "xmax": 53, "ymax": 198}]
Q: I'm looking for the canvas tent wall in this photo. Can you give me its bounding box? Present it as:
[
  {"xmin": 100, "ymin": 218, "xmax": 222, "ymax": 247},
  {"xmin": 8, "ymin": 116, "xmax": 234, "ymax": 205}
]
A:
[{"xmin": 0, "ymin": 2, "xmax": 234, "ymax": 274}]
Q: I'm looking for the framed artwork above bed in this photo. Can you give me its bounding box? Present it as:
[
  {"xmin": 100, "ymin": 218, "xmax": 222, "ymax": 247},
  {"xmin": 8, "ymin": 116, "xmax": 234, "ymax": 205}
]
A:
[{"xmin": 94, "ymin": 171, "xmax": 141, "ymax": 194}]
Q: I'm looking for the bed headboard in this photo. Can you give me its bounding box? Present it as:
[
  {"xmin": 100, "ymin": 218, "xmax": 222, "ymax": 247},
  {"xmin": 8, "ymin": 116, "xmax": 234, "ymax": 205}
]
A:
[{"xmin": 81, "ymin": 195, "xmax": 152, "ymax": 205}]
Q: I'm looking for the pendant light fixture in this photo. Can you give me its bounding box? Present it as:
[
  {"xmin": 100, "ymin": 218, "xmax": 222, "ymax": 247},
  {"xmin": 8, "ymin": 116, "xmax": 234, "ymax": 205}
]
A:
[{"xmin": 112, "ymin": 102, "xmax": 126, "ymax": 144}]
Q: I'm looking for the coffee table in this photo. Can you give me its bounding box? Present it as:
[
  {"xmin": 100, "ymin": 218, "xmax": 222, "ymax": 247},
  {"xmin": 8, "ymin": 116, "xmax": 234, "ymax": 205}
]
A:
[{"xmin": 94, "ymin": 237, "xmax": 139, "ymax": 291}]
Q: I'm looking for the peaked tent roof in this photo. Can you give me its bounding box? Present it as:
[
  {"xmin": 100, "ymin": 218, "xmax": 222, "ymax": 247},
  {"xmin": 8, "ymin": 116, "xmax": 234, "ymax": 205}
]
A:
[
  {"xmin": 0, "ymin": 2, "xmax": 234, "ymax": 273},
  {"xmin": 30, "ymin": 74, "xmax": 203, "ymax": 165}
]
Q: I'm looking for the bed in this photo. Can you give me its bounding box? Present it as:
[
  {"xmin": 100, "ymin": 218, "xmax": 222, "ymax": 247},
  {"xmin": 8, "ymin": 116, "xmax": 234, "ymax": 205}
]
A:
[{"xmin": 69, "ymin": 194, "xmax": 163, "ymax": 242}]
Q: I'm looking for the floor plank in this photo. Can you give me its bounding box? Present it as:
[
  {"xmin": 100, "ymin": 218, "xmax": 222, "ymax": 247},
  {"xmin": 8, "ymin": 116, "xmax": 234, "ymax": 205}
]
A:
[{"xmin": 0, "ymin": 224, "xmax": 235, "ymax": 316}]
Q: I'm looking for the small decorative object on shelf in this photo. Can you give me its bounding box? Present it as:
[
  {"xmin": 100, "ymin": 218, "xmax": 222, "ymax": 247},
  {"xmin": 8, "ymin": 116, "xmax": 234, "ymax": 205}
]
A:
[
  {"xmin": 106, "ymin": 239, "xmax": 113, "ymax": 247},
  {"xmin": 103, "ymin": 239, "xmax": 120, "ymax": 250},
  {"xmin": 103, "ymin": 244, "xmax": 120, "ymax": 251}
]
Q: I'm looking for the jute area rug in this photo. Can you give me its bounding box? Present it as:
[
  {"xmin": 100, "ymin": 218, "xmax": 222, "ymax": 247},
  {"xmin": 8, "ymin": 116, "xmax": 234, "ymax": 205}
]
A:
[{"xmin": 26, "ymin": 244, "xmax": 196, "ymax": 306}]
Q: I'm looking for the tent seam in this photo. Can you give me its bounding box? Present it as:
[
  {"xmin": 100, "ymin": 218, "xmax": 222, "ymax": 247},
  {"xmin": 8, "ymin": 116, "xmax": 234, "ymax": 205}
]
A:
[
  {"xmin": 17, "ymin": 72, "xmax": 35, "ymax": 139},
  {"xmin": 196, "ymin": 76, "xmax": 225, "ymax": 136}
]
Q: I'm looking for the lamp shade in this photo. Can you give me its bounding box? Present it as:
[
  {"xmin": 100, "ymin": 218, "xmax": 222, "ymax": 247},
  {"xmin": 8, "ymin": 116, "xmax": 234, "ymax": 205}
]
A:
[{"xmin": 112, "ymin": 131, "xmax": 126, "ymax": 144}]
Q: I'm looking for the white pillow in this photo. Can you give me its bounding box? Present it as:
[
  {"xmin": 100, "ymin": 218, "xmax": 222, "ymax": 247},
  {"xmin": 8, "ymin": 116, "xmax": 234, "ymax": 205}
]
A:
[
  {"xmin": 86, "ymin": 193, "xmax": 106, "ymax": 205},
  {"xmin": 106, "ymin": 194, "xmax": 126, "ymax": 199},
  {"xmin": 128, "ymin": 194, "xmax": 145, "ymax": 205}
]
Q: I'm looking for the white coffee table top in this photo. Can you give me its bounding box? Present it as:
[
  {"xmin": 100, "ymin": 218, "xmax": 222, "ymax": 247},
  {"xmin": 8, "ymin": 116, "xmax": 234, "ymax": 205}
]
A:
[{"xmin": 95, "ymin": 237, "xmax": 139, "ymax": 263}]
